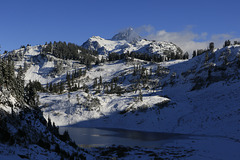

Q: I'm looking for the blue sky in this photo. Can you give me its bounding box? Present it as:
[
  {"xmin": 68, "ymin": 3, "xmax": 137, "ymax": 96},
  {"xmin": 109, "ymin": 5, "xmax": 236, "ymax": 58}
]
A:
[{"xmin": 1, "ymin": 0, "xmax": 240, "ymax": 53}]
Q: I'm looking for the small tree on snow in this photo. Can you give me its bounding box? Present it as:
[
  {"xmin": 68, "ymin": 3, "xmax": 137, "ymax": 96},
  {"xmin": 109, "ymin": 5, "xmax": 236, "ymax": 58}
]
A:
[
  {"xmin": 209, "ymin": 42, "xmax": 214, "ymax": 52},
  {"xmin": 68, "ymin": 91, "xmax": 71, "ymax": 101},
  {"xmin": 139, "ymin": 90, "xmax": 143, "ymax": 101},
  {"xmin": 76, "ymin": 94, "xmax": 80, "ymax": 104}
]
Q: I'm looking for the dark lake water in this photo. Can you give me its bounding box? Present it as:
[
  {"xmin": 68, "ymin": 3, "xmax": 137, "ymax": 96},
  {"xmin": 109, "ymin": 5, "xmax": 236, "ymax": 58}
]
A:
[{"xmin": 59, "ymin": 127, "xmax": 188, "ymax": 148}]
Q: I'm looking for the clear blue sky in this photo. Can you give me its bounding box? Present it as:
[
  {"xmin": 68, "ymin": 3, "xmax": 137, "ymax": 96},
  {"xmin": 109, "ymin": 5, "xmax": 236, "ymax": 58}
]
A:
[{"xmin": 1, "ymin": 0, "xmax": 240, "ymax": 53}]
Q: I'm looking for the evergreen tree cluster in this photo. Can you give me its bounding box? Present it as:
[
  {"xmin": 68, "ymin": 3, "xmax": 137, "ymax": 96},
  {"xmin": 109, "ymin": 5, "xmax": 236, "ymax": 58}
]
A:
[
  {"xmin": 192, "ymin": 49, "xmax": 209, "ymax": 58},
  {"xmin": 193, "ymin": 40, "xmax": 240, "ymax": 58},
  {"xmin": 45, "ymin": 68, "xmax": 88, "ymax": 94},
  {"xmin": 108, "ymin": 52, "xmax": 126, "ymax": 61},
  {"xmin": 0, "ymin": 58, "xmax": 24, "ymax": 102},
  {"xmin": 43, "ymin": 41, "xmax": 98, "ymax": 68},
  {"xmin": 0, "ymin": 57, "xmax": 45, "ymax": 107},
  {"xmin": 66, "ymin": 69, "xmax": 86, "ymax": 92},
  {"xmin": 224, "ymin": 40, "xmax": 231, "ymax": 47},
  {"xmin": 24, "ymin": 80, "xmax": 44, "ymax": 107},
  {"xmin": 104, "ymin": 80, "xmax": 124, "ymax": 96},
  {"xmin": 92, "ymin": 75, "xmax": 124, "ymax": 95},
  {"xmin": 46, "ymin": 81, "xmax": 65, "ymax": 94},
  {"xmin": 108, "ymin": 51, "xmax": 188, "ymax": 63}
]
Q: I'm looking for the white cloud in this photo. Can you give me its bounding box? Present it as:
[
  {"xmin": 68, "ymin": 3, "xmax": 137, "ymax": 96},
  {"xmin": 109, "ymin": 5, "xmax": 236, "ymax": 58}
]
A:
[
  {"xmin": 146, "ymin": 29, "xmax": 209, "ymax": 54},
  {"xmin": 140, "ymin": 26, "xmax": 240, "ymax": 56}
]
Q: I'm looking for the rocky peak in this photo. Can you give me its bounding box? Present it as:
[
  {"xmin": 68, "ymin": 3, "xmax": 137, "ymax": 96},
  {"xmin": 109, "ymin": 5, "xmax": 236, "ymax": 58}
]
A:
[{"xmin": 111, "ymin": 27, "xmax": 142, "ymax": 43}]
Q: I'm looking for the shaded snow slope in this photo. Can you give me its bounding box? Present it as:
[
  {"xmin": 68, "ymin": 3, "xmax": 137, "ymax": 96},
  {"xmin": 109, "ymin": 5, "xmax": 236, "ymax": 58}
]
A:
[{"xmin": 0, "ymin": 87, "xmax": 92, "ymax": 159}]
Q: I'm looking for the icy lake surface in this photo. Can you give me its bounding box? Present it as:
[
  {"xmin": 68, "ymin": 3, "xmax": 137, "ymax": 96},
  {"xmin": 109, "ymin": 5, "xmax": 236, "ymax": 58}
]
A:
[{"xmin": 59, "ymin": 127, "xmax": 188, "ymax": 148}]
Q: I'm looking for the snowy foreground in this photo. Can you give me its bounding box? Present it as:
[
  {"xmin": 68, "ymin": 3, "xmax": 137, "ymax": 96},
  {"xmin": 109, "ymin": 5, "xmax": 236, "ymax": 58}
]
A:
[{"xmin": 1, "ymin": 45, "xmax": 240, "ymax": 159}]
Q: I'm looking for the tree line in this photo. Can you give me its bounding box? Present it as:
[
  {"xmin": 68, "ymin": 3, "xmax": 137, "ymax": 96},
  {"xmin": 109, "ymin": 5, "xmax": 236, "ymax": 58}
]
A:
[
  {"xmin": 43, "ymin": 41, "xmax": 98, "ymax": 69},
  {"xmin": 108, "ymin": 51, "xmax": 189, "ymax": 62}
]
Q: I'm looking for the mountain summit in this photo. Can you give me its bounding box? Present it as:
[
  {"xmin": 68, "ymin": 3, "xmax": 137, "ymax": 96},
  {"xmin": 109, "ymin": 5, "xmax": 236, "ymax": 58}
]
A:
[
  {"xmin": 82, "ymin": 28, "xmax": 183, "ymax": 58},
  {"xmin": 111, "ymin": 27, "xmax": 142, "ymax": 43}
]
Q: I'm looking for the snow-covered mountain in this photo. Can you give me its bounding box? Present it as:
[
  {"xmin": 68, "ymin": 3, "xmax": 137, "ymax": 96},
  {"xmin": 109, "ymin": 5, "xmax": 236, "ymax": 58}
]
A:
[
  {"xmin": 6, "ymin": 43, "xmax": 239, "ymax": 138},
  {"xmin": 82, "ymin": 28, "xmax": 183, "ymax": 57},
  {"xmin": 3, "ymin": 43, "xmax": 240, "ymax": 137},
  {"xmin": 2, "ymin": 41, "xmax": 240, "ymax": 159}
]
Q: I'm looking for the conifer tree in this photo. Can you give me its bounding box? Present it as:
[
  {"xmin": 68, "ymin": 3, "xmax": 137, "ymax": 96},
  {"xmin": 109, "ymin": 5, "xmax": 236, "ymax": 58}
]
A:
[
  {"xmin": 68, "ymin": 91, "xmax": 71, "ymax": 101},
  {"xmin": 16, "ymin": 66, "xmax": 25, "ymax": 100},
  {"xmin": 49, "ymin": 83, "xmax": 53, "ymax": 92},
  {"xmin": 192, "ymin": 50, "xmax": 197, "ymax": 58},
  {"xmin": 59, "ymin": 82, "xmax": 64, "ymax": 94},
  {"xmin": 46, "ymin": 82, "xmax": 49, "ymax": 91},
  {"xmin": 205, "ymin": 52, "xmax": 209, "ymax": 63},
  {"xmin": 93, "ymin": 78, "xmax": 97, "ymax": 88},
  {"xmin": 24, "ymin": 80, "xmax": 38, "ymax": 107},
  {"xmin": 0, "ymin": 59, "xmax": 3, "ymax": 85},
  {"xmin": 99, "ymin": 76, "xmax": 102, "ymax": 86},
  {"xmin": 76, "ymin": 94, "xmax": 80, "ymax": 105},
  {"xmin": 139, "ymin": 90, "xmax": 143, "ymax": 101}
]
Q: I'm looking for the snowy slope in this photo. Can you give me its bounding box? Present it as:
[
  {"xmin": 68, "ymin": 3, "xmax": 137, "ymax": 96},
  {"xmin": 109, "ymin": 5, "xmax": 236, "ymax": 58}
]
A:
[
  {"xmin": 5, "ymin": 44, "xmax": 240, "ymax": 140},
  {"xmin": 40, "ymin": 60, "xmax": 170, "ymax": 126},
  {"xmin": 2, "ymin": 45, "xmax": 83, "ymax": 85},
  {"xmin": 38, "ymin": 45, "xmax": 240, "ymax": 141}
]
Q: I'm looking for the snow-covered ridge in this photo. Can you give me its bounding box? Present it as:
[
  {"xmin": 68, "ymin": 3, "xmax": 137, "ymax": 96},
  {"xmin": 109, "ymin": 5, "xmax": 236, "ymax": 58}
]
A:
[
  {"xmin": 2, "ymin": 45, "xmax": 83, "ymax": 85},
  {"xmin": 82, "ymin": 29, "xmax": 183, "ymax": 57}
]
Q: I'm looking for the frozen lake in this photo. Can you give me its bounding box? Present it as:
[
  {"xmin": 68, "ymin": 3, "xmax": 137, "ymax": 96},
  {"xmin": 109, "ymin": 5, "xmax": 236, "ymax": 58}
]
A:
[{"xmin": 59, "ymin": 127, "xmax": 188, "ymax": 148}]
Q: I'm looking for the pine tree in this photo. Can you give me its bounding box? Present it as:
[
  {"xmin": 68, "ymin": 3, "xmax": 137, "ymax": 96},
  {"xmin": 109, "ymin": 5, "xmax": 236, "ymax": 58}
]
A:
[
  {"xmin": 101, "ymin": 57, "xmax": 105, "ymax": 63},
  {"xmin": 192, "ymin": 50, "xmax": 197, "ymax": 58},
  {"xmin": 205, "ymin": 52, "xmax": 209, "ymax": 63},
  {"xmin": 23, "ymin": 61, "xmax": 28, "ymax": 72},
  {"xmin": 46, "ymin": 82, "xmax": 49, "ymax": 91},
  {"xmin": 62, "ymin": 130, "xmax": 70, "ymax": 141},
  {"xmin": 47, "ymin": 117, "xmax": 52, "ymax": 130},
  {"xmin": 95, "ymin": 58, "xmax": 100, "ymax": 65},
  {"xmin": 66, "ymin": 72, "xmax": 71, "ymax": 91},
  {"xmin": 0, "ymin": 58, "xmax": 3, "ymax": 85},
  {"xmin": 79, "ymin": 69, "xmax": 82, "ymax": 77},
  {"xmin": 183, "ymin": 52, "xmax": 189, "ymax": 59},
  {"xmin": 99, "ymin": 76, "xmax": 102, "ymax": 86},
  {"xmin": 24, "ymin": 81, "xmax": 38, "ymax": 107},
  {"xmin": 49, "ymin": 83, "xmax": 53, "ymax": 92},
  {"xmin": 93, "ymin": 78, "xmax": 97, "ymax": 88},
  {"xmin": 224, "ymin": 40, "xmax": 231, "ymax": 47},
  {"xmin": 209, "ymin": 42, "xmax": 214, "ymax": 52},
  {"xmin": 68, "ymin": 91, "xmax": 71, "ymax": 101},
  {"xmin": 59, "ymin": 82, "xmax": 64, "ymax": 94},
  {"xmin": 52, "ymin": 83, "xmax": 57, "ymax": 93},
  {"xmin": 16, "ymin": 66, "xmax": 25, "ymax": 100},
  {"xmin": 71, "ymin": 74, "xmax": 75, "ymax": 87},
  {"xmin": 76, "ymin": 94, "xmax": 80, "ymax": 105},
  {"xmin": 139, "ymin": 90, "xmax": 143, "ymax": 101},
  {"xmin": 133, "ymin": 65, "xmax": 136, "ymax": 76}
]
